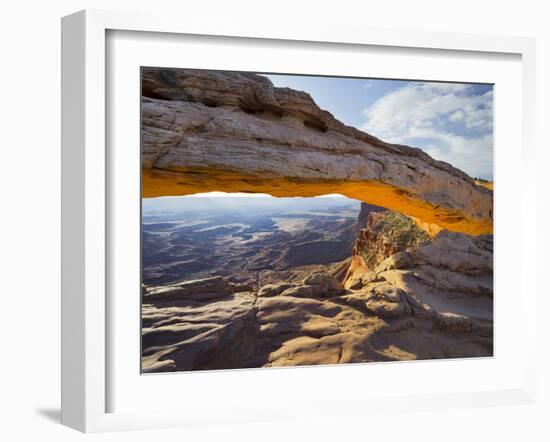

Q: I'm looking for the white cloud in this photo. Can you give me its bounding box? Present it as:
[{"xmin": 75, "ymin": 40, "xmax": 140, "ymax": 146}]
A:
[
  {"xmin": 421, "ymin": 83, "xmax": 470, "ymax": 94},
  {"xmin": 449, "ymin": 110, "xmax": 464, "ymax": 122},
  {"xmin": 360, "ymin": 82, "xmax": 493, "ymax": 179},
  {"xmin": 414, "ymin": 129, "xmax": 493, "ymax": 179}
]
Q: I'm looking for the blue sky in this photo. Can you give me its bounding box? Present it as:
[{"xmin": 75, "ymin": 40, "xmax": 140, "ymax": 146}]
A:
[{"xmin": 264, "ymin": 74, "xmax": 493, "ymax": 180}]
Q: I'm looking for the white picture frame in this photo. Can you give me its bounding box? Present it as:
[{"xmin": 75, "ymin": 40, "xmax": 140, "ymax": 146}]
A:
[{"xmin": 61, "ymin": 9, "xmax": 537, "ymax": 433}]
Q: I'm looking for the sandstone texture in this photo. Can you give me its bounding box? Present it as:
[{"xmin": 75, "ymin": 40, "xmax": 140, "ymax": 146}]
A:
[
  {"xmin": 144, "ymin": 276, "xmax": 232, "ymax": 302},
  {"xmin": 142, "ymin": 212, "xmax": 493, "ymax": 372},
  {"xmin": 345, "ymin": 211, "xmax": 429, "ymax": 288},
  {"xmin": 343, "ymin": 211, "xmax": 493, "ymax": 337},
  {"xmin": 141, "ymin": 68, "xmax": 493, "ymax": 235}
]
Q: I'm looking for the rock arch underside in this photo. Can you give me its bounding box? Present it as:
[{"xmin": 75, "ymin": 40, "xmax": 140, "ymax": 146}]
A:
[
  {"xmin": 142, "ymin": 68, "xmax": 492, "ymax": 236},
  {"xmin": 141, "ymin": 68, "xmax": 493, "ymax": 373}
]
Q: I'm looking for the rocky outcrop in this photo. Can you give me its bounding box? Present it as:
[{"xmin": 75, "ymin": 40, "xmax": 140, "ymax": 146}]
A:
[
  {"xmin": 258, "ymin": 282, "xmax": 295, "ymax": 298},
  {"xmin": 141, "ymin": 68, "xmax": 493, "ymax": 235},
  {"xmin": 345, "ymin": 211, "xmax": 430, "ymax": 289},
  {"xmin": 143, "ymin": 276, "xmax": 232, "ymax": 302},
  {"xmin": 256, "ymin": 273, "xmax": 344, "ymax": 299},
  {"xmin": 343, "ymin": 227, "xmax": 493, "ymax": 329},
  {"xmin": 142, "ymin": 288, "xmax": 386, "ymax": 371},
  {"xmin": 343, "ymin": 282, "xmax": 412, "ymax": 319},
  {"xmin": 301, "ymin": 273, "xmax": 345, "ymax": 296},
  {"xmin": 142, "ymin": 229, "xmax": 493, "ymax": 373},
  {"xmin": 142, "ymin": 291, "xmax": 258, "ymax": 372},
  {"xmin": 344, "ymin": 211, "xmax": 492, "ymax": 329}
]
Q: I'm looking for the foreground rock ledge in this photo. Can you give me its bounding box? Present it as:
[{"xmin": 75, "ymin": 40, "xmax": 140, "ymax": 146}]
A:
[{"xmin": 141, "ymin": 68, "xmax": 493, "ymax": 235}]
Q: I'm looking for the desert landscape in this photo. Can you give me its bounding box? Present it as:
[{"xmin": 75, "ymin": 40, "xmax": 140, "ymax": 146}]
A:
[{"xmin": 140, "ymin": 68, "xmax": 493, "ymax": 373}]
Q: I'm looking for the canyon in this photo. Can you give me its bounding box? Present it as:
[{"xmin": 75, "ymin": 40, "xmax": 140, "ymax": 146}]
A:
[
  {"xmin": 140, "ymin": 68, "xmax": 493, "ymax": 372},
  {"xmin": 142, "ymin": 196, "xmax": 362, "ymax": 288}
]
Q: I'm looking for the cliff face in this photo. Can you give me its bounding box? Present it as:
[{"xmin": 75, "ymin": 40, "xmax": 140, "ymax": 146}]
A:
[
  {"xmin": 342, "ymin": 228, "xmax": 493, "ymax": 320},
  {"xmin": 141, "ymin": 68, "xmax": 493, "ymax": 235},
  {"xmin": 357, "ymin": 202, "xmax": 386, "ymax": 228},
  {"xmin": 343, "ymin": 209, "xmax": 492, "ymax": 338},
  {"xmin": 346, "ymin": 211, "xmax": 430, "ymax": 288}
]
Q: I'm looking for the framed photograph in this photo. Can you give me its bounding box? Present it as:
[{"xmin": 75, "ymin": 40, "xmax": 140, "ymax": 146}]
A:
[{"xmin": 61, "ymin": 9, "xmax": 537, "ymax": 432}]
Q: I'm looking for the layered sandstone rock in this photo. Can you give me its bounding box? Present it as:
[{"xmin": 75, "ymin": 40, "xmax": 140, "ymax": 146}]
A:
[
  {"xmin": 141, "ymin": 228, "xmax": 493, "ymax": 373},
  {"xmin": 342, "ymin": 216, "xmax": 493, "ymax": 339},
  {"xmin": 143, "ymin": 276, "xmax": 232, "ymax": 302},
  {"xmin": 142, "ymin": 291, "xmax": 258, "ymax": 372},
  {"xmin": 345, "ymin": 211, "xmax": 430, "ymax": 289},
  {"xmin": 141, "ymin": 68, "xmax": 493, "ymax": 235}
]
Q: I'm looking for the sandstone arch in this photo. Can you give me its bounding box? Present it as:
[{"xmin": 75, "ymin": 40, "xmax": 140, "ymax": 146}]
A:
[{"xmin": 141, "ymin": 68, "xmax": 493, "ymax": 235}]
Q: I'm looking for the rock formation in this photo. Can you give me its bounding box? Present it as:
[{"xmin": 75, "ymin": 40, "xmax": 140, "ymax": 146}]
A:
[
  {"xmin": 357, "ymin": 202, "xmax": 387, "ymax": 228},
  {"xmin": 142, "ymin": 216, "xmax": 493, "ymax": 372},
  {"xmin": 345, "ymin": 210, "xmax": 430, "ymax": 289},
  {"xmin": 140, "ymin": 68, "xmax": 494, "ymax": 373},
  {"xmin": 342, "ymin": 212, "xmax": 493, "ymax": 335},
  {"xmin": 144, "ymin": 276, "xmax": 232, "ymax": 302},
  {"xmin": 141, "ymin": 68, "xmax": 493, "ymax": 235}
]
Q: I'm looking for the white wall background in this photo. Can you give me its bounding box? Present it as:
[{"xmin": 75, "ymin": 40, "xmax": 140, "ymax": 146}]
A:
[{"xmin": 0, "ymin": 0, "xmax": 547, "ymax": 440}]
